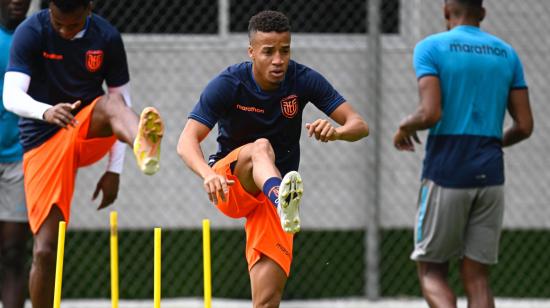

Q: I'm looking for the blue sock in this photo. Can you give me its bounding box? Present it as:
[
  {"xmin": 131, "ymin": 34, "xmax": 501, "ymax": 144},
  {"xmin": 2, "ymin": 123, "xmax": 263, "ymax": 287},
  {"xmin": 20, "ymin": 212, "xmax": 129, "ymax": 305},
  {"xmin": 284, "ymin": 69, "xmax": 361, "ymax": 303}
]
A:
[{"xmin": 262, "ymin": 177, "xmax": 282, "ymax": 208}]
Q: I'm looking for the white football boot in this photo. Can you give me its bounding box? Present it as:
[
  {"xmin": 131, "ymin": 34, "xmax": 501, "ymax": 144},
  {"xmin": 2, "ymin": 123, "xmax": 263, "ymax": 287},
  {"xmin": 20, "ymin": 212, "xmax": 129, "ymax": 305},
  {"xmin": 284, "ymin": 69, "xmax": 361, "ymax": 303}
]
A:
[{"xmin": 278, "ymin": 171, "xmax": 304, "ymax": 234}]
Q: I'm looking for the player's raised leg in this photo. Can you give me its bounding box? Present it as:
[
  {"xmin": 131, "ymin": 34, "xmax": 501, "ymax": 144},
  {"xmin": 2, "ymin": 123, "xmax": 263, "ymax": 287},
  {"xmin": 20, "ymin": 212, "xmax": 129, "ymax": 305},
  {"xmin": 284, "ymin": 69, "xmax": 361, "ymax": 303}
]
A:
[
  {"xmin": 87, "ymin": 93, "xmax": 164, "ymax": 175},
  {"xmin": 233, "ymin": 138, "xmax": 281, "ymax": 195},
  {"xmin": 234, "ymin": 138, "xmax": 303, "ymax": 233}
]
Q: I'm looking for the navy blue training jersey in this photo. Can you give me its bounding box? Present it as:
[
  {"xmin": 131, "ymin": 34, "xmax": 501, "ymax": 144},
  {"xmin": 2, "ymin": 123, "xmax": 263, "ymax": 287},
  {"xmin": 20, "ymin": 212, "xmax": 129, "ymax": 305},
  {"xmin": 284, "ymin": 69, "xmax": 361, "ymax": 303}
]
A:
[
  {"xmin": 7, "ymin": 9, "xmax": 130, "ymax": 152},
  {"xmin": 189, "ymin": 60, "xmax": 345, "ymax": 175}
]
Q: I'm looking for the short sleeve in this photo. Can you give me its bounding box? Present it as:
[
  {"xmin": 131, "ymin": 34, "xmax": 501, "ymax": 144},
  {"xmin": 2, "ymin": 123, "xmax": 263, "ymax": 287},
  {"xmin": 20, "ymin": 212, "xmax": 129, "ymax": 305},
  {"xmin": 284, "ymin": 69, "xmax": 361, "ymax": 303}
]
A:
[
  {"xmin": 303, "ymin": 68, "xmax": 345, "ymax": 116},
  {"xmin": 104, "ymin": 30, "xmax": 130, "ymax": 87},
  {"xmin": 188, "ymin": 74, "xmax": 236, "ymax": 129},
  {"xmin": 7, "ymin": 20, "xmax": 41, "ymax": 75},
  {"xmin": 413, "ymin": 38, "xmax": 439, "ymax": 79},
  {"xmin": 510, "ymin": 49, "xmax": 527, "ymax": 89}
]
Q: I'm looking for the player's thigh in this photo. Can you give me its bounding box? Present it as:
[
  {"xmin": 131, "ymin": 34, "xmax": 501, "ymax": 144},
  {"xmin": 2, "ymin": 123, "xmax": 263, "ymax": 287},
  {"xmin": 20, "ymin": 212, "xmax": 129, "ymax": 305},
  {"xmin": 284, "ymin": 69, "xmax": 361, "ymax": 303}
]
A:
[
  {"xmin": 33, "ymin": 206, "xmax": 65, "ymax": 253},
  {"xmin": 464, "ymin": 185, "xmax": 504, "ymax": 264},
  {"xmin": 411, "ymin": 180, "xmax": 474, "ymax": 262},
  {"xmin": 234, "ymin": 138, "xmax": 279, "ymax": 195},
  {"xmin": 88, "ymin": 94, "xmax": 126, "ymax": 138},
  {"xmin": 233, "ymin": 142, "xmax": 259, "ymax": 194},
  {"xmin": 0, "ymin": 162, "xmax": 27, "ymax": 223}
]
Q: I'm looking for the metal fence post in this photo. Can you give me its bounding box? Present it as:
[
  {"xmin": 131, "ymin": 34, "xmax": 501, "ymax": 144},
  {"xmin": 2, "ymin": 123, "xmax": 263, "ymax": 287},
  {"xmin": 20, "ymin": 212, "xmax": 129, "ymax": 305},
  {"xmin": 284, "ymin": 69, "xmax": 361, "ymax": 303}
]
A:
[
  {"xmin": 366, "ymin": 0, "xmax": 381, "ymax": 300},
  {"xmin": 218, "ymin": 0, "xmax": 229, "ymax": 38}
]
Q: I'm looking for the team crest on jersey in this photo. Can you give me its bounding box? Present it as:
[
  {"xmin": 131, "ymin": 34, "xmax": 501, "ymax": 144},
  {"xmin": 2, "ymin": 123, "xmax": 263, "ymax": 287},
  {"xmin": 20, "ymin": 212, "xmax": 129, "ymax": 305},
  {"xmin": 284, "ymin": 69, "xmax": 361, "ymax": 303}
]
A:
[
  {"xmin": 85, "ymin": 50, "xmax": 104, "ymax": 72},
  {"xmin": 280, "ymin": 95, "xmax": 298, "ymax": 119}
]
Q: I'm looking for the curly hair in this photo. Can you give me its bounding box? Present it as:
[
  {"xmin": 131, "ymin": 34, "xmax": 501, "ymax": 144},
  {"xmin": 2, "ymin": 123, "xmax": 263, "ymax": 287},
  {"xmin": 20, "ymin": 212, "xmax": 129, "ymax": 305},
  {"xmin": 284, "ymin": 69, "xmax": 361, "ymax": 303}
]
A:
[
  {"xmin": 50, "ymin": 0, "xmax": 91, "ymax": 13},
  {"xmin": 248, "ymin": 10, "xmax": 290, "ymax": 40},
  {"xmin": 445, "ymin": 0, "xmax": 483, "ymax": 7}
]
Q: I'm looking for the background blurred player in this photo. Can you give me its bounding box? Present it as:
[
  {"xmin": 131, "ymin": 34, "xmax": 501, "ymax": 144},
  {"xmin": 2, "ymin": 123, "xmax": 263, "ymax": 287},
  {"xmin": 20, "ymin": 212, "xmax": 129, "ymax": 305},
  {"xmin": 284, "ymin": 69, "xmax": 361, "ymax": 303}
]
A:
[
  {"xmin": 0, "ymin": 0, "xmax": 31, "ymax": 307},
  {"xmin": 178, "ymin": 10, "xmax": 369, "ymax": 308},
  {"xmin": 393, "ymin": 0, "xmax": 533, "ymax": 307},
  {"xmin": 2, "ymin": 0, "xmax": 164, "ymax": 307}
]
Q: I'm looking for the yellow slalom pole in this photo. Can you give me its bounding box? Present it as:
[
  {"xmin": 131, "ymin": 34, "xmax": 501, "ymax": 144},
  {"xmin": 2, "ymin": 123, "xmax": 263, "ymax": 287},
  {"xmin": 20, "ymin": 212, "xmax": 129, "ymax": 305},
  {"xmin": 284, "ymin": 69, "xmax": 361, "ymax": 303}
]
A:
[
  {"xmin": 110, "ymin": 212, "xmax": 119, "ymax": 308},
  {"xmin": 154, "ymin": 227, "xmax": 161, "ymax": 308},
  {"xmin": 202, "ymin": 219, "xmax": 212, "ymax": 308},
  {"xmin": 53, "ymin": 221, "xmax": 66, "ymax": 308}
]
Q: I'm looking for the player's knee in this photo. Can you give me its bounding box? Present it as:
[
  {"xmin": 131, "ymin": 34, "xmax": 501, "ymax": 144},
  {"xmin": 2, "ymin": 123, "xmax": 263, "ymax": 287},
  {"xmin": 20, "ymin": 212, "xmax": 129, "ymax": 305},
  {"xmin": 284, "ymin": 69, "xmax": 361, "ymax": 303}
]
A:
[
  {"xmin": 252, "ymin": 138, "xmax": 275, "ymax": 159},
  {"xmin": 2, "ymin": 243, "xmax": 27, "ymax": 273},
  {"xmin": 92, "ymin": 95, "xmax": 111, "ymax": 121},
  {"xmin": 107, "ymin": 92, "xmax": 126, "ymax": 106},
  {"xmin": 32, "ymin": 244, "xmax": 57, "ymax": 269},
  {"xmin": 95, "ymin": 93, "xmax": 124, "ymax": 117},
  {"xmin": 460, "ymin": 258, "xmax": 489, "ymax": 283},
  {"xmin": 254, "ymin": 290, "xmax": 283, "ymax": 308}
]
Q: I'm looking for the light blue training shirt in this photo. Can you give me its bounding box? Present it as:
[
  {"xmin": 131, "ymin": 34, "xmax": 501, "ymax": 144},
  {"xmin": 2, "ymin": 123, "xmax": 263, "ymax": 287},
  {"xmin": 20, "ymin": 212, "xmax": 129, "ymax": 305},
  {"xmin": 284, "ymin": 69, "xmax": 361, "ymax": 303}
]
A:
[
  {"xmin": 0, "ymin": 24, "xmax": 23, "ymax": 163},
  {"xmin": 414, "ymin": 25, "xmax": 527, "ymax": 187}
]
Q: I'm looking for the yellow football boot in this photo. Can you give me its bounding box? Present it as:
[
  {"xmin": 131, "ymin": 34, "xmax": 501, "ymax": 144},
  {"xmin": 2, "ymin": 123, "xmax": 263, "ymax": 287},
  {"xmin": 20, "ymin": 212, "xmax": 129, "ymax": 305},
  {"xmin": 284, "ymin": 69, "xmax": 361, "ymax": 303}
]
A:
[{"xmin": 133, "ymin": 107, "xmax": 164, "ymax": 175}]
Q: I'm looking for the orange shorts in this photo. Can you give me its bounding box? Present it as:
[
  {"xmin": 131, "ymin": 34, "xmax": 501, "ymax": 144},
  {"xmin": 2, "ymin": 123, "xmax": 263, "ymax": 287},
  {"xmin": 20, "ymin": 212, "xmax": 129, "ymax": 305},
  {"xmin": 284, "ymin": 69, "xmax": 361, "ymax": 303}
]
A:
[
  {"xmin": 212, "ymin": 147, "xmax": 294, "ymax": 276},
  {"xmin": 23, "ymin": 97, "xmax": 116, "ymax": 234}
]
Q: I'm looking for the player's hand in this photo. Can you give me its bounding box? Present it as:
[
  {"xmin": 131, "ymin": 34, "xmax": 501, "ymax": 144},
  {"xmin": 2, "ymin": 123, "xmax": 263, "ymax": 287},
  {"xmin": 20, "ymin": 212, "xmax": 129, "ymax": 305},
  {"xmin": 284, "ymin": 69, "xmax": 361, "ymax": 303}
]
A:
[
  {"xmin": 93, "ymin": 171, "xmax": 120, "ymax": 210},
  {"xmin": 393, "ymin": 127, "xmax": 421, "ymax": 151},
  {"xmin": 43, "ymin": 100, "xmax": 81, "ymax": 128},
  {"xmin": 305, "ymin": 119, "xmax": 340, "ymax": 142},
  {"xmin": 203, "ymin": 172, "xmax": 235, "ymax": 205}
]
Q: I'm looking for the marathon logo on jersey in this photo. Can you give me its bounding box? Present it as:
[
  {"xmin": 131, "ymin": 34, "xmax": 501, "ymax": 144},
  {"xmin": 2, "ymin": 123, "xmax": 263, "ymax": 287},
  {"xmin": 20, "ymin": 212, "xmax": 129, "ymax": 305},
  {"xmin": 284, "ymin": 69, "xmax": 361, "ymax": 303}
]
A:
[
  {"xmin": 42, "ymin": 51, "xmax": 63, "ymax": 60},
  {"xmin": 450, "ymin": 43, "xmax": 508, "ymax": 58},
  {"xmin": 85, "ymin": 50, "xmax": 104, "ymax": 72},
  {"xmin": 236, "ymin": 104, "xmax": 265, "ymax": 114},
  {"xmin": 280, "ymin": 94, "xmax": 298, "ymax": 119}
]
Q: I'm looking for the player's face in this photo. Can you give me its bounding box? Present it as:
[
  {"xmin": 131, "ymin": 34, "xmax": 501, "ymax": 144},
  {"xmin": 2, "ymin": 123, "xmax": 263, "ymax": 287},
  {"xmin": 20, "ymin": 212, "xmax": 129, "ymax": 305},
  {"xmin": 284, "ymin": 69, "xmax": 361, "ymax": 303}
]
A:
[
  {"xmin": 248, "ymin": 31, "xmax": 291, "ymax": 91},
  {"xmin": 0, "ymin": 0, "xmax": 30, "ymax": 30},
  {"xmin": 49, "ymin": 2, "xmax": 91, "ymax": 40}
]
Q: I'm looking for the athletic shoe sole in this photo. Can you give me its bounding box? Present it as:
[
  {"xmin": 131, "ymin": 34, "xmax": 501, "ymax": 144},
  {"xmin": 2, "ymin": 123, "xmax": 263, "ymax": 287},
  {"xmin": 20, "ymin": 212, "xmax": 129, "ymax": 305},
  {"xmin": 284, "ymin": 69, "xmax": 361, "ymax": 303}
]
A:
[
  {"xmin": 133, "ymin": 107, "xmax": 164, "ymax": 175},
  {"xmin": 278, "ymin": 171, "xmax": 304, "ymax": 234}
]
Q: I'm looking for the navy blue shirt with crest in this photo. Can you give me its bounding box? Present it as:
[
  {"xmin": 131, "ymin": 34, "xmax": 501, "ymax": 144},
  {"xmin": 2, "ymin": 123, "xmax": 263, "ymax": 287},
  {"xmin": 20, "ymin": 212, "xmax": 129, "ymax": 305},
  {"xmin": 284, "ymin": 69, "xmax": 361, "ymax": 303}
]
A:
[
  {"xmin": 7, "ymin": 9, "xmax": 130, "ymax": 152},
  {"xmin": 189, "ymin": 60, "xmax": 345, "ymax": 175}
]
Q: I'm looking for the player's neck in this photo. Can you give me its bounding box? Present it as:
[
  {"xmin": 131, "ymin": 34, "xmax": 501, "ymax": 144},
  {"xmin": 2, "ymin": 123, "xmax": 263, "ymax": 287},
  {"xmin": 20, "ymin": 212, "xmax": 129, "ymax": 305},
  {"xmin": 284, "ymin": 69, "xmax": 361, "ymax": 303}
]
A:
[
  {"xmin": 449, "ymin": 17, "xmax": 481, "ymax": 30},
  {"xmin": 0, "ymin": 19, "xmax": 17, "ymax": 31}
]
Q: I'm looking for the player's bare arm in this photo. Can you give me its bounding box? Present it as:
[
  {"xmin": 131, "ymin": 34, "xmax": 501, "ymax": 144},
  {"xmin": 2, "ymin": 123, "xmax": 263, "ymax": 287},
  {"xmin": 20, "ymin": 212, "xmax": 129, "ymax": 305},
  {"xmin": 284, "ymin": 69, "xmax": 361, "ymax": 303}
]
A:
[
  {"xmin": 177, "ymin": 119, "xmax": 233, "ymax": 204},
  {"xmin": 306, "ymin": 102, "xmax": 369, "ymax": 142},
  {"xmin": 394, "ymin": 76, "xmax": 441, "ymax": 151},
  {"xmin": 502, "ymin": 88, "xmax": 533, "ymax": 147}
]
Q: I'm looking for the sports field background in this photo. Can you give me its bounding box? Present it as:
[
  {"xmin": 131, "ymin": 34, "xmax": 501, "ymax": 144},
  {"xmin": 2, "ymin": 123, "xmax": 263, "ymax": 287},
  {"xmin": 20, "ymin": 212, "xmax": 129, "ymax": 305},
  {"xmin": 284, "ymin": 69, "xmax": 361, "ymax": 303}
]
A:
[{"xmin": 27, "ymin": 0, "xmax": 550, "ymax": 304}]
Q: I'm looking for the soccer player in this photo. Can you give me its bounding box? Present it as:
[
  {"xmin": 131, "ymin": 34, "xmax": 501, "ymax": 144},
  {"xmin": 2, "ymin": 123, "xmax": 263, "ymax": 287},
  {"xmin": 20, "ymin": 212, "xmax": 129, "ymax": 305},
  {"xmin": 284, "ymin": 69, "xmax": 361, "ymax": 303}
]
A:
[
  {"xmin": 177, "ymin": 10, "xmax": 369, "ymax": 308},
  {"xmin": 0, "ymin": 1, "xmax": 31, "ymax": 307},
  {"xmin": 393, "ymin": 0, "xmax": 533, "ymax": 307},
  {"xmin": 2, "ymin": 0, "xmax": 164, "ymax": 307}
]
